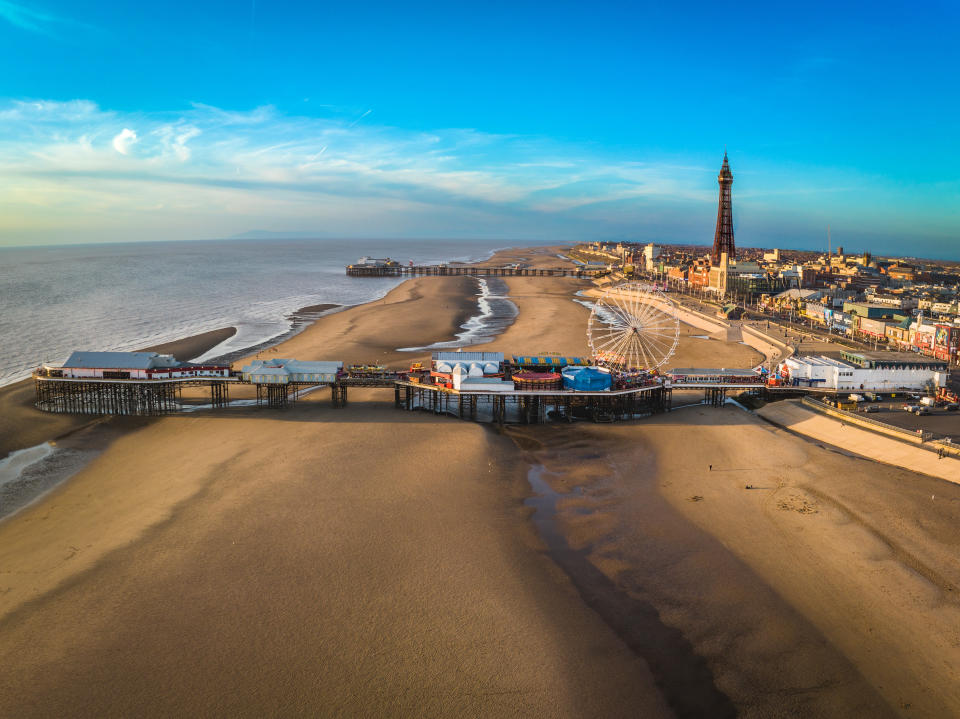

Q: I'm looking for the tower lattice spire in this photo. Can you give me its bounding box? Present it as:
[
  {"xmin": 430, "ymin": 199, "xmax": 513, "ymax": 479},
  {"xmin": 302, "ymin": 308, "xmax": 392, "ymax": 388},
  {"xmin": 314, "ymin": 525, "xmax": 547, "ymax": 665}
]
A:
[{"xmin": 711, "ymin": 152, "xmax": 735, "ymax": 265}]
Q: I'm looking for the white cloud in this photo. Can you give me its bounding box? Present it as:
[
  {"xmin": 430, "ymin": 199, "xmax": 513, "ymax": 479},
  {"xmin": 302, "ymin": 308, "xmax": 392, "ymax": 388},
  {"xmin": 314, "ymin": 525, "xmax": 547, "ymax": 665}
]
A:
[{"xmin": 112, "ymin": 128, "xmax": 138, "ymax": 155}]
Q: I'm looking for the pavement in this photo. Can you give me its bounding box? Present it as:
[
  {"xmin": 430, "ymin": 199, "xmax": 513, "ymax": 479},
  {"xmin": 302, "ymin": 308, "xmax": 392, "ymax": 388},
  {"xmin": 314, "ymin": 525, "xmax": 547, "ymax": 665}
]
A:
[{"xmin": 758, "ymin": 399, "xmax": 960, "ymax": 485}]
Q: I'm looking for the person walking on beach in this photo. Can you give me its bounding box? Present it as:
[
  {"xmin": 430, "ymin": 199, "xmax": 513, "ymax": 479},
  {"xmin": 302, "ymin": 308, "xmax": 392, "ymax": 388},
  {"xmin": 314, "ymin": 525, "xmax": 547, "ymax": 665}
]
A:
[{"xmin": 709, "ymin": 464, "xmax": 713, "ymax": 472}]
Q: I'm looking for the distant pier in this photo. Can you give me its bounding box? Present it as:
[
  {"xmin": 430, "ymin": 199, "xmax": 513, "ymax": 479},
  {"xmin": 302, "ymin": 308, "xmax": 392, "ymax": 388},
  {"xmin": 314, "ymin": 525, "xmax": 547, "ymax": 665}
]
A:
[{"xmin": 345, "ymin": 264, "xmax": 608, "ymax": 278}]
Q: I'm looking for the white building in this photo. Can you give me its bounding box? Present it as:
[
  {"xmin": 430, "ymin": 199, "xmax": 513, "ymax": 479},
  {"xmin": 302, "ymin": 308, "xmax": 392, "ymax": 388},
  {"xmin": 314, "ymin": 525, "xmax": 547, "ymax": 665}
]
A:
[
  {"xmin": 865, "ymin": 294, "xmax": 917, "ymax": 309},
  {"xmin": 241, "ymin": 358, "xmax": 343, "ymax": 384},
  {"xmin": 451, "ymin": 366, "xmax": 514, "ymax": 392},
  {"xmin": 780, "ymin": 351, "xmax": 947, "ymax": 392},
  {"xmin": 432, "ymin": 351, "xmax": 503, "ymax": 374},
  {"xmin": 643, "ymin": 243, "xmax": 661, "ymax": 271}
]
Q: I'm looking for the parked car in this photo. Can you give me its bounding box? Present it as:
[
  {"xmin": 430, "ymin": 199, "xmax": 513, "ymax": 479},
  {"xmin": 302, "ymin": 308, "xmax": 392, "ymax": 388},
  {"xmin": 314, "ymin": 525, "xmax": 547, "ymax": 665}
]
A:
[
  {"xmin": 915, "ymin": 407, "xmax": 930, "ymax": 416},
  {"xmin": 946, "ymin": 403, "xmax": 959, "ymax": 412},
  {"xmin": 903, "ymin": 404, "xmax": 921, "ymax": 413},
  {"xmin": 863, "ymin": 405, "xmax": 880, "ymax": 413}
]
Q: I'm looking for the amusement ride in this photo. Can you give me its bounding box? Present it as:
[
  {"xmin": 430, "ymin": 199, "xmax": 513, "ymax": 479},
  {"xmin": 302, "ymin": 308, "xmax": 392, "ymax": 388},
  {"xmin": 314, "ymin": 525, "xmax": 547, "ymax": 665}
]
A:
[{"xmin": 587, "ymin": 282, "xmax": 680, "ymax": 372}]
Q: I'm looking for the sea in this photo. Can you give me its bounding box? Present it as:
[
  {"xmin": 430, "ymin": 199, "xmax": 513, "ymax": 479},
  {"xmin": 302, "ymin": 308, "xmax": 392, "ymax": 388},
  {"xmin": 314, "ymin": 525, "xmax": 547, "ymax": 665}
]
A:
[{"xmin": 0, "ymin": 237, "xmax": 534, "ymax": 388}]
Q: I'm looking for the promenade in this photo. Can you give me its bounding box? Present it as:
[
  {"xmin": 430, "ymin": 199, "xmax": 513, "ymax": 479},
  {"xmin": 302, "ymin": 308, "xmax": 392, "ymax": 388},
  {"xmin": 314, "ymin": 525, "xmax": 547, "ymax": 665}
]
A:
[{"xmin": 758, "ymin": 399, "xmax": 960, "ymax": 485}]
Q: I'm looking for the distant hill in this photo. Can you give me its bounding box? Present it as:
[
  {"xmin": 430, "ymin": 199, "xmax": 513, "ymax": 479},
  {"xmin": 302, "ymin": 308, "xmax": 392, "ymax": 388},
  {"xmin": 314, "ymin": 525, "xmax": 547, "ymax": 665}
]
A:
[{"xmin": 230, "ymin": 230, "xmax": 328, "ymax": 240}]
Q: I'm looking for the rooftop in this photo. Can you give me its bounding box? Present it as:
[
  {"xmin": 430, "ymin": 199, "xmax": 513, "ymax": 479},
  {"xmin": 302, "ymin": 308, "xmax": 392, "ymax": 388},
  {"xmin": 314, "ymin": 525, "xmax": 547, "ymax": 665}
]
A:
[
  {"xmin": 242, "ymin": 359, "xmax": 343, "ymax": 373},
  {"xmin": 786, "ymin": 356, "xmax": 853, "ymax": 369},
  {"xmin": 840, "ymin": 350, "xmax": 947, "ymax": 367},
  {"xmin": 433, "ymin": 351, "xmax": 504, "ymax": 363},
  {"xmin": 773, "ymin": 288, "xmax": 822, "ymax": 300},
  {"xmin": 63, "ymin": 351, "xmax": 180, "ymax": 370}
]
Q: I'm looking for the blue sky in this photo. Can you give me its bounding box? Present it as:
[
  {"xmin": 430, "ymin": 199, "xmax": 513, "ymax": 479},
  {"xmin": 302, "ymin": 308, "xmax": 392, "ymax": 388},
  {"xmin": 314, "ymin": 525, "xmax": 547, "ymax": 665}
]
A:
[{"xmin": 0, "ymin": 1, "xmax": 958, "ymax": 258}]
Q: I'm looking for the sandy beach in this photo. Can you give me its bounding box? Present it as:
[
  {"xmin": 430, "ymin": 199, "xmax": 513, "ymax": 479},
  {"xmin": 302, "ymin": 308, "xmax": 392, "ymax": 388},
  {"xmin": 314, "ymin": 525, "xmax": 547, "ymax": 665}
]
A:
[{"xmin": 1, "ymin": 245, "xmax": 959, "ymax": 717}]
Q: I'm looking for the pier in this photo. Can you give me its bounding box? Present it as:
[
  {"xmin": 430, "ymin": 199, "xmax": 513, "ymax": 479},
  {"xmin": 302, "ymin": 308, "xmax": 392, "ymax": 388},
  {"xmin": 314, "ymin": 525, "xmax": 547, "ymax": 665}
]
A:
[
  {"xmin": 31, "ymin": 346, "xmax": 840, "ymax": 422},
  {"xmin": 345, "ymin": 264, "xmax": 608, "ymax": 278},
  {"xmin": 33, "ymin": 367, "xmax": 825, "ymax": 422}
]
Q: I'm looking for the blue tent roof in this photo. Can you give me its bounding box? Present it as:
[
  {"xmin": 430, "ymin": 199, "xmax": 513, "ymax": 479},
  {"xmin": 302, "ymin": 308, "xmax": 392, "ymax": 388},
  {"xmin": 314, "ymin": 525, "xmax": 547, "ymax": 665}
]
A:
[{"xmin": 561, "ymin": 366, "xmax": 612, "ymax": 391}]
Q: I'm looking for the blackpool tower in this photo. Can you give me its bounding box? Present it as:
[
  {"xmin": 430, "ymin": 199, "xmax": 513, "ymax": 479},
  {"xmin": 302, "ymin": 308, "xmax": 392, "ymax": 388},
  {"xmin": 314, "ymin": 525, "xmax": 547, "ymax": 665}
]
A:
[{"xmin": 711, "ymin": 152, "xmax": 735, "ymax": 265}]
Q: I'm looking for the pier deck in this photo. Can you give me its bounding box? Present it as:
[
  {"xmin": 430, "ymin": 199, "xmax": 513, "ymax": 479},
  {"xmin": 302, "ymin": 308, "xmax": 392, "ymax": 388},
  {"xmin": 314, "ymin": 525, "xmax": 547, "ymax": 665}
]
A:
[{"xmin": 32, "ymin": 371, "xmax": 837, "ymax": 420}]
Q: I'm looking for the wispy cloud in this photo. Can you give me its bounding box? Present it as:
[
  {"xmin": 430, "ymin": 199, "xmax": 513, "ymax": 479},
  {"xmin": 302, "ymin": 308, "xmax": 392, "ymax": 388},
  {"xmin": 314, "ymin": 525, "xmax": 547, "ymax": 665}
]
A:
[{"xmin": 0, "ymin": 0, "xmax": 72, "ymax": 35}]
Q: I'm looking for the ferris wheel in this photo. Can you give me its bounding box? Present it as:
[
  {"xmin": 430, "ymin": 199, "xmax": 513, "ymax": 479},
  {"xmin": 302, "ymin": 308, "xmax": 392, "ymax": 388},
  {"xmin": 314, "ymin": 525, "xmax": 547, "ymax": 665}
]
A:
[{"xmin": 586, "ymin": 282, "xmax": 680, "ymax": 371}]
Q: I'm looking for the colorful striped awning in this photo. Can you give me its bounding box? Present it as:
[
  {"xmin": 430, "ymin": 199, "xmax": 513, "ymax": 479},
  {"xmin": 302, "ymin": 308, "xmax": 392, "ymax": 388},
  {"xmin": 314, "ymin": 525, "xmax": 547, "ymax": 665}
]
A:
[{"xmin": 511, "ymin": 356, "xmax": 590, "ymax": 367}]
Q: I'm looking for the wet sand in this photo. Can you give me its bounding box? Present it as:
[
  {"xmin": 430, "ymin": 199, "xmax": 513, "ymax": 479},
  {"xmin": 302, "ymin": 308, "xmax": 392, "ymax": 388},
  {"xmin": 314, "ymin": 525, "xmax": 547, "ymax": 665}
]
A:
[
  {"xmin": 2, "ymin": 246, "xmax": 959, "ymax": 717},
  {"xmin": 142, "ymin": 326, "xmax": 237, "ymax": 362}
]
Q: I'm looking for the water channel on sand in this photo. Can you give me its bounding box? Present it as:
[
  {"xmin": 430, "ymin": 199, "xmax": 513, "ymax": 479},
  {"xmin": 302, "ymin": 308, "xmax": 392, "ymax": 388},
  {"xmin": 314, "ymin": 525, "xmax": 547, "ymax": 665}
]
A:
[{"xmin": 524, "ymin": 463, "xmax": 736, "ymax": 719}]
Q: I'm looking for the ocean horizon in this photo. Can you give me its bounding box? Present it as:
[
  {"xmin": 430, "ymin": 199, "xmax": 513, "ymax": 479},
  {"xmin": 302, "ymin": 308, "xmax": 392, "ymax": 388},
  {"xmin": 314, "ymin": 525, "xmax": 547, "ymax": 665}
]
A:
[{"xmin": 0, "ymin": 237, "xmax": 546, "ymax": 387}]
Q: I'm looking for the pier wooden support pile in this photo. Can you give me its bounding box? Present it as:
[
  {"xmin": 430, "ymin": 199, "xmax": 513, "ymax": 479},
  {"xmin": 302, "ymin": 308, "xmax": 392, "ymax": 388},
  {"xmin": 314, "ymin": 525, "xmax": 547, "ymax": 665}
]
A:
[
  {"xmin": 491, "ymin": 395, "xmax": 507, "ymax": 425},
  {"xmin": 210, "ymin": 381, "xmax": 229, "ymax": 408},
  {"xmin": 257, "ymin": 384, "xmax": 292, "ymax": 408},
  {"xmin": 457, "ymin": 394, "xmax": 478, "ymax": 421},
  {"xmin": 518, "ymin": 395, "xmax": 545, "ymax": 424},
  {"xmin": 331, "ymin": 384, "xmax": 348, "ymax": 408},
  {"xmin": 705, "ymin": 387, "xmax": 727, "ymax": 407},
  {"xmin": 35, "ymin": 378, "xmax": 181, "ymax": 415}
]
